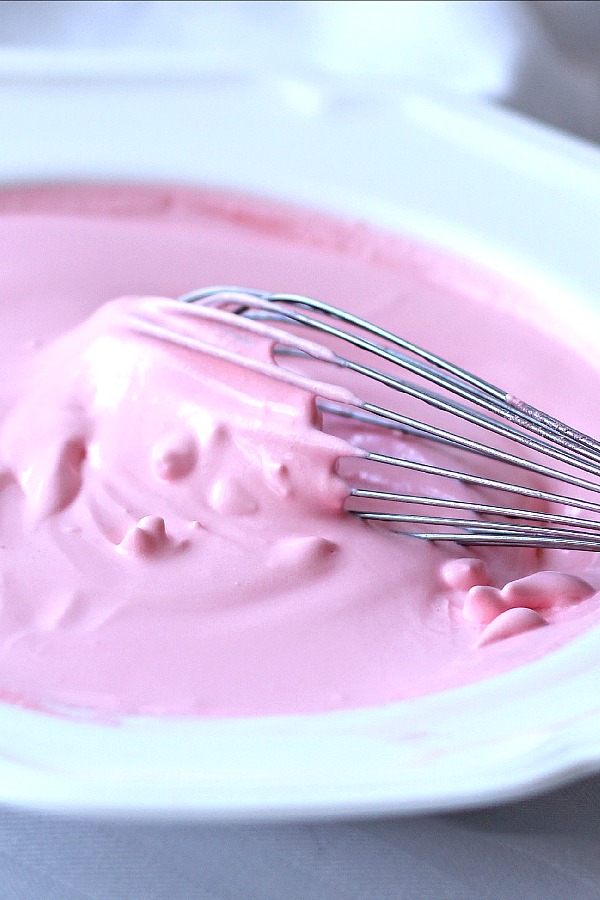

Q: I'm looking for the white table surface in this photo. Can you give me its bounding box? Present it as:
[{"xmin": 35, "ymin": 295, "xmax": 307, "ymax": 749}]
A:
[
  {"xmin": 2, "ymin": 2, "xmax": 600, "ymax": 897},
  {"xmin": 1, "ymin": 771, "xmax": 600, "ymax": 899}
]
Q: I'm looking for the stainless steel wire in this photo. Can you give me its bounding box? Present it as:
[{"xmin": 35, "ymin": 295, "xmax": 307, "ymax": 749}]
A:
[{"xmin": 178, "ymin": 286, "xmax": 600, "ymax": 550}]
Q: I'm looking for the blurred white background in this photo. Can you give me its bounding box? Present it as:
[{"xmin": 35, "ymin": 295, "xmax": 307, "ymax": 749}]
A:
[{"xmin": 0, "ymin": 1, "xmax": 600, "ymax": 141}]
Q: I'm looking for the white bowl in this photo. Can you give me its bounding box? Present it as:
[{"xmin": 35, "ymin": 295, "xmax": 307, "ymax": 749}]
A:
[{"xmin": 1, "ymin": 69, "xmax": 600, "ymax": 818}]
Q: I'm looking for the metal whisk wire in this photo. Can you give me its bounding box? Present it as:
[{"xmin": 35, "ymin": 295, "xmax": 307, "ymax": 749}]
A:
[{"xmin": 179, "ymin": 286, "xmax": 600, "ymax": 550}]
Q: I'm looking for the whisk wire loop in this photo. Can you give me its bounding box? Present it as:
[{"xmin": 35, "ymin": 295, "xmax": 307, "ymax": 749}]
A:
[{"xmin": 179, "ymin": 287, "xmax": 600, "ymax": 550}]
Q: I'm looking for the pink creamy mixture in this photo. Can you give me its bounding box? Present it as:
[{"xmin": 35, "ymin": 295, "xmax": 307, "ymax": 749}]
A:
[{"xmin": 0, "ymin": 183, "xmax": 599, "ymax": 718}]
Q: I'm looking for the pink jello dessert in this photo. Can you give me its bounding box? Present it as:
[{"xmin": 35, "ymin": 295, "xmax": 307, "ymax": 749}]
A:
[{"xmin": 0, "ymin": 182, "xmax": 599, "ymax": 718}]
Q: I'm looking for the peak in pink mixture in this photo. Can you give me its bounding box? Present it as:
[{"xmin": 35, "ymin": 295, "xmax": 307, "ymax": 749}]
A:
[{"xmin": 0, "ymin": 182, "xmax": 599, "ymax": 719}]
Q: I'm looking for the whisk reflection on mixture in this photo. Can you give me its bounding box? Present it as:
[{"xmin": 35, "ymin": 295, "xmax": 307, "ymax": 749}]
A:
[{"xmin": 138, "ymin": 286, "xmax": 600, "ymax": 552}]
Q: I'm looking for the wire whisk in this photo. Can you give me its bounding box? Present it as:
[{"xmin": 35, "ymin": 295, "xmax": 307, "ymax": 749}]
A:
[{"xmin": 171, "ymin": 286, "xmax": 600, "ymax": 551}]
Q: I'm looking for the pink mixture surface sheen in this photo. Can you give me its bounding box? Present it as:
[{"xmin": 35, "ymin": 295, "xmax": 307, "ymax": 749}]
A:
[{"xmin": 1, "ymin": 182, "xmax": 600, "ymax": 719}]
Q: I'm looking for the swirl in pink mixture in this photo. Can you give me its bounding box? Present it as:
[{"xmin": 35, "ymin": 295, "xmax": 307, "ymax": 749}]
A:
[{"xmin": 0, "ymin": 183, "xmax": 599, "ymax": 718}]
